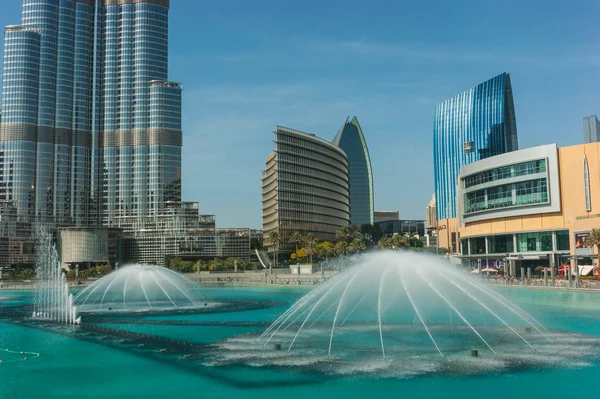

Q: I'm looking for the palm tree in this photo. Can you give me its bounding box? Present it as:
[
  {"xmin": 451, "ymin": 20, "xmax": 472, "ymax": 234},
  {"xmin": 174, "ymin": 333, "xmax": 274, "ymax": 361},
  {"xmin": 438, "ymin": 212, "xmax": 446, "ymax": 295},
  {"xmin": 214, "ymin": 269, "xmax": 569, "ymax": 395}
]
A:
[
  {"xmin": 336, "ymin": 226, "xmax": 361, "ymax": 242},
  {"xmin": 349, "ymin": 238, "xmax": 366, "ymax": 253},
  {"xmin": 336, "ymin": 226, "xmax": 352, "ymax": 242},
  {"xmin": 290, "ymin": 232, "xmax": 304, "ymax": 255},
  {"xmin": 301, "ymin": 233, "xmax": 319, "ymax": 264},
  {"xmin": 378, "ymin": 234, "xmax": 409, "ymax": 250},
  {"xmin": 267, "ymin": 231, "xmax": 281, "ymax": 273},
  {"xmin": 334, "ymin": 240, "xmax": 351, "ymax": 256},
  {"xmin": 585, "ymin": 228, "xmax": 600, "ymax": 276}
]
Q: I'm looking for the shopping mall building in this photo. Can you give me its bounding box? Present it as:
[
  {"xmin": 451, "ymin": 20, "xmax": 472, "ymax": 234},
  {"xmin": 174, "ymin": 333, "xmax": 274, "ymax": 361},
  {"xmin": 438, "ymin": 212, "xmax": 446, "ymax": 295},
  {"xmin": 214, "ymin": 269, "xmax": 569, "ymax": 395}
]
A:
[{"xmin": 437, "ymin": 142, "xmax": 600, "ymax": 274}]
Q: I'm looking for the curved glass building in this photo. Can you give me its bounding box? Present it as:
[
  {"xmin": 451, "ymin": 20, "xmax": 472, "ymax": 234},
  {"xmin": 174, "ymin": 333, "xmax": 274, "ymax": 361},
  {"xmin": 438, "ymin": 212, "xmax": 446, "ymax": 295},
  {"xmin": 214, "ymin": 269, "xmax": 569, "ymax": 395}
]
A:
[
  {"xmin": 331, "ymin": 116, "xmax": 374, "ymax": 227},
  {"xmin": 262, "ymin": 126, "xmax": 350, "ymax": 251},
  {"xmin": 433, "ymin": 73, "xmax": 518, "ymax": 221}
]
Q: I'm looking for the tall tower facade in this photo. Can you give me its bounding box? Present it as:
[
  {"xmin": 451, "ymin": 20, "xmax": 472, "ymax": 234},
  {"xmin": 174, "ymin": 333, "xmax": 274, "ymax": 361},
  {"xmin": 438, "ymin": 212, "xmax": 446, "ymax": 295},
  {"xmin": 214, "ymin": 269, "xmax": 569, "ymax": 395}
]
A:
[
  {"xmin": 433, "ymin": 73, "xmax": 518, "ymax": 221},
  {"xmin": 262, "ymin": 126, "xmax": 350, "ymax": 252},
  {"xmin": 583, "ymin": 115, "xmax": 600, "ymax": 144},
  {"xmin": 331, "ymin": 116, "xmax": 374, "ymax": 227},
  {"xmin": 0, "ymin": 0, "xmax": 182, "ymax": 255}
]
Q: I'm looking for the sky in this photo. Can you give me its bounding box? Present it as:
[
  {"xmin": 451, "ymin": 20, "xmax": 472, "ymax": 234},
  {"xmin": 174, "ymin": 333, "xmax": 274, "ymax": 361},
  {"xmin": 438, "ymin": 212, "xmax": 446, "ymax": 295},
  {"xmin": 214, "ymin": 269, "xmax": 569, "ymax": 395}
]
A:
[{"xmin": 0, "ymin": 0, "xmax": 599, "ymax": 228}]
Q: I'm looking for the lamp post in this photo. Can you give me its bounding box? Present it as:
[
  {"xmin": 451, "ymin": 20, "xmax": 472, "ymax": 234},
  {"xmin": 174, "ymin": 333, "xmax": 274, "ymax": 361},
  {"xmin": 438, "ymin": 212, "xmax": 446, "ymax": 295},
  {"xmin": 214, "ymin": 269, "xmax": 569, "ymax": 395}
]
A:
[{"xmin": 76, "ymin": 264, "xmax": 79, "ymax": 285}]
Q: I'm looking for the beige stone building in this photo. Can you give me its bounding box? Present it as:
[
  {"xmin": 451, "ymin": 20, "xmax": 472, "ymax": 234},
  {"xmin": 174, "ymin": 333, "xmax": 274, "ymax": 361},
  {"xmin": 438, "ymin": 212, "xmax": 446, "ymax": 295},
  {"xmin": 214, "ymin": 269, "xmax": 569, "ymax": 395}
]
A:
[{"xmin": 437, "ymin": 142, "xmax": 600, "ymax": 273}]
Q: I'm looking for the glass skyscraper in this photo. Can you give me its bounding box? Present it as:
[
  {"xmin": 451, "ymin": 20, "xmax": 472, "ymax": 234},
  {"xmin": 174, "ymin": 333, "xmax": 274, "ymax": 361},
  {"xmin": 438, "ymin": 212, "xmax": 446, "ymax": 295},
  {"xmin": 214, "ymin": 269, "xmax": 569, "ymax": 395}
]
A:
[
  {"xmin": 0, "ymin": 0, "xmax": 182, "ymax": 260},
  {"xmin": 433, "ymin": 73, "xmax": 518, "ymax": 221},
  {"xmin": 583, "ymin": 115, "xmax": 600, "ymax": 143},
  {"xmin": 331, "ymin": 116, "xmax": 374, "ymax": 227}
]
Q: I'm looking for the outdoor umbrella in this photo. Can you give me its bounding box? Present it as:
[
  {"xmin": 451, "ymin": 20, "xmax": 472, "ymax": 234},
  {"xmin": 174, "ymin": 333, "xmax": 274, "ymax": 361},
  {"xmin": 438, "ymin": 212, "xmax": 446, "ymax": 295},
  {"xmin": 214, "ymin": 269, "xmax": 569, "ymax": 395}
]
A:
[{"xmin": 481, "ymin": 267, "xmax": 498, "ymax": 272}]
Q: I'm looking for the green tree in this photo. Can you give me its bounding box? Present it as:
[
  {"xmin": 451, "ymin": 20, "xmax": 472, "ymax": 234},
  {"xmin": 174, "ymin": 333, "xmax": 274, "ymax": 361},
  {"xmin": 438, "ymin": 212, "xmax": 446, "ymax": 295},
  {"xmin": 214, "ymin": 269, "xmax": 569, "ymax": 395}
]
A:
[
  {"xmin": 349, "ymin": 238, "xmax": 367, "ymax": 253},
  {"xmin": 378, "ymin": 234, "xmax": 410, "ymax": 250},
  {"xmin": 334, "ymin": 240, "xmax": 351, "ymax": 256},
  {"xmin": 96, "ymin": 264, "xmax": 112, "ymax": 276},
  {"xmin": 585, "ymin": 228, "xmax": 600, "ymax": 276},
  {"xmin": 408, "ymin": 237, "xmax": 424, "ymax": 248},
  {"xmin": 317, "ymin": 241, "xmax": 335, "ymax": 259},
  {"xmin": 301, "ymin": 233, "xmax": 319, "ymax": 264},
  {"xmin": 290, "ymin": 232, "xmax": 304, "ymax": 254},
  {"xmin": 267, "ymin": 231, "xmax": 282, "ymax": 270},
  {"xmin": 336, "ymin": 226, "xmax": 360, "ymax": 242},
  {"xmin": 250, "ymin": 238, "xmax": 263, "ymax": 251}
]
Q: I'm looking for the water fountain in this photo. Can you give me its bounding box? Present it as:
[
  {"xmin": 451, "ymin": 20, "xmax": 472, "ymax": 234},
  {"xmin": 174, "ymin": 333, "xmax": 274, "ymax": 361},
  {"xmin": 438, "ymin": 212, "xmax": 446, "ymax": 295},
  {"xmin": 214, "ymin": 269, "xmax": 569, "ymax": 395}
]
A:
[
  {"xmin": 74, "ymin": 264, "xmax": 207, "ymax": 312},
  {"xmin": 32, "ymin": 226, "xmax": 80, "ymax": 324},
  {"xmin": 209, "ymin": 251, "xmax": 600, "ymax": 377}
]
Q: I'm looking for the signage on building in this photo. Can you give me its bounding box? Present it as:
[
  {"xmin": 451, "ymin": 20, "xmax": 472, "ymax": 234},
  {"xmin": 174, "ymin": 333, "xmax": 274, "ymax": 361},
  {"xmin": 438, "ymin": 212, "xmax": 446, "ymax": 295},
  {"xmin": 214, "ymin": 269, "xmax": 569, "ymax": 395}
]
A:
[
  {"xmin": 436, "ymin": 225, "xmax": 447, "ymax": 231},
  {"xmin": 576, "ymin": 213, "xmax": 600, "ymax": 221},
  {"xmin": 463, "ymin": 141, "xmax": 474, "ymax": 154},
  {"xmin": 575, "ymin": 231, "xmax": 593, "ymax": 255}
]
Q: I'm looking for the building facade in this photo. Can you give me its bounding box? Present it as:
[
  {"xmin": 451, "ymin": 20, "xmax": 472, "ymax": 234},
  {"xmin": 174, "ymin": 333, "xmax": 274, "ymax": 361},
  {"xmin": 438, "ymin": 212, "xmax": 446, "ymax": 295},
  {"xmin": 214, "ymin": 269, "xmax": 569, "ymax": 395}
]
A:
[
  {"xmin": 437, "ymin": 142, "xmax": 600, "ymax": 273},
  {"xmin": 433, "ymin": 73, "xmax": 518, "ymax": 221},
  {"xmin": 58, "ymin": 227, "xmax": 122, "ymax": 269},
  {"xmin": 425, "ymin": 194, "xmax": 436, "ymax": 232},
  {"xmin": 120, "ymin": 202, "xmax": 250, "ymax": 266},
  {"xmin": 0, "ymin": 0, "xmax": 183, "ymax": 264},
  {"xmin": 583, "ymin": 115, "xmax": 600, "ymax": 144},
  {"xmin": 331, "ymin": 116, "xmax": 374, "ymax": 226},
  {"xmin": 374, "ymin": 210, "xmax": 400, "ymax": 223},
  {"xmin": 375, "ymin": 219, "xmax": 425, "ymax": 237},
  {"xmin": 262, "ymin": 126, "xmax": 350, "ymax": 252}
]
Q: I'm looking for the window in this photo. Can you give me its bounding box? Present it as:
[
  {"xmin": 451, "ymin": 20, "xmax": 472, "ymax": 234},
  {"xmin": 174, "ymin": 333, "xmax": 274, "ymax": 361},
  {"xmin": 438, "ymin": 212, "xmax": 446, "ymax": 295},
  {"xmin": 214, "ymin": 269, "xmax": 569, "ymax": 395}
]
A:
[
  {"xmin": 469, "ymin": 237, "xmax": 486, "ymax": 255},
  {"xmin": 556, "ymin": 230, "xmax": 570, "ymax": 251},
  {"xmin": 488, "ymin": 234, "xmax": 514, "ymax": 253},
  {"xmin": 517, "ymin": 231, "xmax": 553, "ymax": 252}
]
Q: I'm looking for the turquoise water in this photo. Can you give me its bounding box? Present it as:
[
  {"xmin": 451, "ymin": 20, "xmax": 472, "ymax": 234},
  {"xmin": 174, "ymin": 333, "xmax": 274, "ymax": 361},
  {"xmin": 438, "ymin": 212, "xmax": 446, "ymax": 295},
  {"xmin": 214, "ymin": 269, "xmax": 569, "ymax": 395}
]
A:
[{"xmin": 1, "ymin": 286, "xmax": 600, "ymax": 399}]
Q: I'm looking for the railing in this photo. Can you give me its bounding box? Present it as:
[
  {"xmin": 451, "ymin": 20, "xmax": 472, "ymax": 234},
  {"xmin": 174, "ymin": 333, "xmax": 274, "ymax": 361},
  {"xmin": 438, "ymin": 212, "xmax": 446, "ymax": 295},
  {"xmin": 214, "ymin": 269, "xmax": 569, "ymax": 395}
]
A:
[{"xmin": 483, "ymin": 277, "xmax": 600, "ymax": 290}]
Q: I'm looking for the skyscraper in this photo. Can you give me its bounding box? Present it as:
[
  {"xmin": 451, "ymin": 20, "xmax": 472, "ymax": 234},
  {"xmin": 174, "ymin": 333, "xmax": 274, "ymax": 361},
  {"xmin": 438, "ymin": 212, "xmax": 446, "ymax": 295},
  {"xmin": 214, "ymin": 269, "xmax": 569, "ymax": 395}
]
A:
[
  {"xmin": 425, "ymin": 193, "xmax": 436, "ymax": 231},
  {"xmin": 0, "ymin": 0, "xmax": 182, "ymax": 262},
  {"xmin": 331, "ymin": 116, "xmax": 374, "ymax": 227},
  {"xmin": 433, "ymin": 73, "xmax": 518, "ymax": 221},
  {"xmin": 583, "ymin": 115, "xmax": 600, "ymax": 143},
  {"xmin": 262, "ymin": 126, "xmax": 350, "ymax": 252}
]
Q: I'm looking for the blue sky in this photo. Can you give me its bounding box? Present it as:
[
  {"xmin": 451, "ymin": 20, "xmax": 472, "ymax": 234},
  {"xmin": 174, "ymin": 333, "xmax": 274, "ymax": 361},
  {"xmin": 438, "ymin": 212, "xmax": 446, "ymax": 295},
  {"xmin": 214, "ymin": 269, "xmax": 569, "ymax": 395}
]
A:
[{"xmin": 0, "ymin": 0, "xmax": 599, "ymax": 228}]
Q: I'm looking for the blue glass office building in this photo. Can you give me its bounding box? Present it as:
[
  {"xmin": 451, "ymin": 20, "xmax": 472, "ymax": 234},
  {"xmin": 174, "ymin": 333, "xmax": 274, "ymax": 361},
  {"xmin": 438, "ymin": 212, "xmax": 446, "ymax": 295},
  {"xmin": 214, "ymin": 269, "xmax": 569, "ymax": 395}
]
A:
[
  {"xmin": 0, "ymin": 0, "xmax": 181, "ymax": 230},
  {"xmin": 332, "ymin": 116, "xmax": 374, "ymax": 226},
  {"xmin": 433, "ymin": 73, "xmax": 518, "ymax": 221}
]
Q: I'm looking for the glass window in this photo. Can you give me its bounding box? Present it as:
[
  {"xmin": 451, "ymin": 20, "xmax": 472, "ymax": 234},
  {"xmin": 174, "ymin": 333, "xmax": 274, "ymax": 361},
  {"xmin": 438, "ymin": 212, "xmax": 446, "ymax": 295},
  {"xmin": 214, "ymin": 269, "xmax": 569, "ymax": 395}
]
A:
[
  {"xmin": 488, "ymin": 234, "xmax": 514, "ymax": 253},
  {"xmin": 469, "ymin": 237, "xmax": 486, "ymax": 255},
  {"xmin": 461, "ymin": 239, "xmax": 469, "ymax": 255},
  {"xmin": 517, "ymin": 232, "xmax": 553, "ymax": 252},
  {"xmin": 556, "ymin": 230, "xmax": 570, "ymax": 251},
  {"xmin": 463, "ymin": 159, "xmax": 547, "ymax": 189}
]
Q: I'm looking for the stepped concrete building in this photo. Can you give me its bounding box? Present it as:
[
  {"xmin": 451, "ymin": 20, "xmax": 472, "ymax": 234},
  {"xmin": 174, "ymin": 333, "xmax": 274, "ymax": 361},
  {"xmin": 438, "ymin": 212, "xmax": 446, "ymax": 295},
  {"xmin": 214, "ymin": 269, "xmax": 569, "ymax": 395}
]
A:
[{"xmin": 262, "ymin": 126, "xmax": 350, "ymax": 253}]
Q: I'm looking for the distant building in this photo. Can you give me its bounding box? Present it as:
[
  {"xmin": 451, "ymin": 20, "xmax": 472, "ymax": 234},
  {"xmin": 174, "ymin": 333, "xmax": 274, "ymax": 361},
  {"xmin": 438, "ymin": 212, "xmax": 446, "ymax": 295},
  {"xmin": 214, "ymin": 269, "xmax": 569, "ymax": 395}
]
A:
[
  {"xmin": 583, "ymin": 115, "xmax": 600, "ymax": 143},
  {"xmin": 262, "ymin": 126, "xmax": 350, "ymax": 252},
  {"xmin": 375, "ymin": 220, "xmax": 425, "ymax": 237},
  {"xmin": 434, "ymin": 73, "xmax": 518, "ymax": 222},
  {"xmin": 374, "ymin": 210, "xmax": 400, "ymax": 223},
  {"xmin": 425, "ymin": 194, "xmax": 437, "ymax": 232},
  {"xmin": 58, "ymin": 227, "xmax": 122, "ymax": 270},
  {"xmin": 332, "ymin": 117, "xmax": 374, "ymax": 226},
  {"xmin": 436, "ymin": 142, "xmax": 600, "ymax": 272},
  {"xmin": 120, "ymin": 202, "xmax": 250, "ymax": 266}
]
